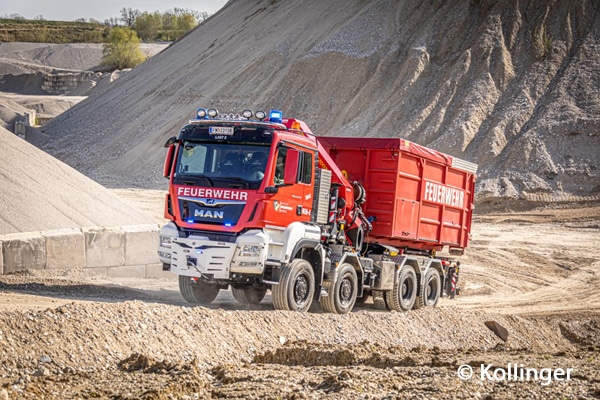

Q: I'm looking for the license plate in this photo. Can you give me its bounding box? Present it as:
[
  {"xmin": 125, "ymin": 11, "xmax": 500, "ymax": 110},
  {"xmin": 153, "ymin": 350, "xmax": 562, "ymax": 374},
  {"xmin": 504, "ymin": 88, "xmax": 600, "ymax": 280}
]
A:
[{"xmin": 209, "ymin": 126, "xmax": 234, "ymax": 135}]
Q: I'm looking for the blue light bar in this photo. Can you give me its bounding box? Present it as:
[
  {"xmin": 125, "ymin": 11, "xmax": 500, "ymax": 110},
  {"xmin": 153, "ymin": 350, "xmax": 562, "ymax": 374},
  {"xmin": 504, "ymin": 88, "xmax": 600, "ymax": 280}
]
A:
[
  {"xmin": 269, "ymin": 109, "xmax": 283, "ymax": 123},
  {"xmin": 186, "ymin": 219, "xmax": 194, "ymax": 223}
]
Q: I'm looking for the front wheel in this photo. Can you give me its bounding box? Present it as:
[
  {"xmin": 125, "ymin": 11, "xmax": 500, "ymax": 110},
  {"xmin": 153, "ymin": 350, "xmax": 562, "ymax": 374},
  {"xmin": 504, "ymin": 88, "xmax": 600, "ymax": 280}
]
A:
[
  {"xmin": 385, "ymin": 265, "xmax": 417, "ymax": 311},
  {"xmin": 272, "ymin": 259, "xmax": 315, "ymax": 312},
  {"xmin": 231, "ymin": 286, "xmax": 267, "ymax": 304},
  {"xmin": 178, "ymin": 275, "xmax": 220, "ymax": 304},
  {"xmin": 320, "ymin": 263, "xmax": 358, "ymax": 314}
]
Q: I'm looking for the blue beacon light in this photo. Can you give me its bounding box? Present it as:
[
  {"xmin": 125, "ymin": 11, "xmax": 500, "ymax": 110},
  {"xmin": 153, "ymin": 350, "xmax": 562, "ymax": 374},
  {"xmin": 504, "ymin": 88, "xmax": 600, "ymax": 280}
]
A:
[{"xmin": 269, "ymin": 109, "xmax": 283, "ymax": 123}]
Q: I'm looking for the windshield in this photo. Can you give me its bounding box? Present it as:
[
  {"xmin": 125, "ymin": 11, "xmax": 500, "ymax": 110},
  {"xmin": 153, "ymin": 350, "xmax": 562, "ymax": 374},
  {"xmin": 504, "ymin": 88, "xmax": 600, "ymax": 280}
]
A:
[{"xmin": 173, "ymin": 125, "xmax": 272, "ymax": 190}]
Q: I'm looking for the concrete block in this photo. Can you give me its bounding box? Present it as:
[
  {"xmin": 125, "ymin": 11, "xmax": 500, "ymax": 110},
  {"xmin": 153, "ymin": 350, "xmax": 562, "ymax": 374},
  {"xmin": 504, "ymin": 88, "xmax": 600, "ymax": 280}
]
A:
[
  {"xmin": 123, "ymin": 225, "xmax": 160, "ymax": 266},
  {"xmin": 107, "ymin": 265, "xmax": 147, "ymax": 279},
  {"xmin": 0, "ymin": 232, "xmax": 46, "ymax": 273},
  {"xmin": 42, "ymin": 228, "xmax": 85, "ymax": 269},
  {"xmin": 146, "ymin": 263, "xmax": 176, "ymax": 280},
  {"xmin": 83, "ymin": 227, "xmax": 125, "ymax": 268}
]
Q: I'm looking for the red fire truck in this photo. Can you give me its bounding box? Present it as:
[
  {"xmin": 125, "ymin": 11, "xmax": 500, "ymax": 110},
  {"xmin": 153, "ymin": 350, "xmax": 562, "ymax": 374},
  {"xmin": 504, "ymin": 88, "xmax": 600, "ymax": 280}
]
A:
[{"xmin": 158, "ymin": 108, "xmax": 477, "ymax": 314}]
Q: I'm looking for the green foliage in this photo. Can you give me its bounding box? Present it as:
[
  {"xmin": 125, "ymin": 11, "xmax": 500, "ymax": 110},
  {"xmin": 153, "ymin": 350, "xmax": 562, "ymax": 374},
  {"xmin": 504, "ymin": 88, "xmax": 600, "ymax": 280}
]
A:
[
  {"xmin": 0, "ymin": 6, "xmax": 207, "ymax": 45},
  {"xmin": 101, "ymin": 27, "xmax": 145, "ymax": 70},
  {"xmin": 134, "ymin": 11, "xmax": 162, "ymax": 41},
  {"xmin": 0, "ymin": 18, "xmax": 106, "ymax": 43},
  {"xmin": 132, "ymin": 7, "xmax": 201, "ymax": 41}
]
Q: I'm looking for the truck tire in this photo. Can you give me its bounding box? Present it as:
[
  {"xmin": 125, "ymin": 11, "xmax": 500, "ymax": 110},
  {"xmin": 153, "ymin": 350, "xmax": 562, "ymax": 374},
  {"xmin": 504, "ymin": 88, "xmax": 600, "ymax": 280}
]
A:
[
  {"xmin": 272, "ymin": 259, "xmax": 315, "ymax": 312},
  {"xmin": 319, "ymin": 263, "xmax": 358, "ymax": 314},
  {"xmin": 417, "ymin": 268, "xmax": 441, "ymax": 308},
  {"xmin": 385, "ymin": 265, "xmax": 417, "ymax": 311},
  {"xmin": 372, "ymin": 290, "xmax": 390, "ymax": 310},
  {"xmin": 178, "ymin": 275, "xmax": 220, "ymax": 304},
  {"xmin": 231, "ymin": 287, "xmax": 267, "ymax": 304}
]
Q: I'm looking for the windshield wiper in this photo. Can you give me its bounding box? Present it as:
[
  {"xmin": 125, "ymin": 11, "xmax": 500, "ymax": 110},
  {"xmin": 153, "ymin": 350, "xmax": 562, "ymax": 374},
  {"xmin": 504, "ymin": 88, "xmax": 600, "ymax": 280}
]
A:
[
  {"xmin": 221, "ymin": 177, "xmax": 250, "ymax": 189},
  {"xmin": 182, "ymin": 175, "xmax": 214, "ymax": 187}
]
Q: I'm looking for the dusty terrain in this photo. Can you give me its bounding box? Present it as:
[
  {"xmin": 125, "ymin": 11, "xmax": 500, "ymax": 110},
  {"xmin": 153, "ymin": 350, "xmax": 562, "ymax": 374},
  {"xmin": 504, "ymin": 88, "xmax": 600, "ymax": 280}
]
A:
[{"xmin": 0, "ymin": 192, "xmax": 598, "ymax": 399}]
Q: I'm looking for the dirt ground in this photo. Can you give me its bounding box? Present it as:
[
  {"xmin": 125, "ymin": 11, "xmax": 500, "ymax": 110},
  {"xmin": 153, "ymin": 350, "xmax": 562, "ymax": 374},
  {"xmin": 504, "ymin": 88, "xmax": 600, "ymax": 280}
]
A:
[{"xmin": 0, "ymin": 191, "xmax": 598, "ymax": 399}]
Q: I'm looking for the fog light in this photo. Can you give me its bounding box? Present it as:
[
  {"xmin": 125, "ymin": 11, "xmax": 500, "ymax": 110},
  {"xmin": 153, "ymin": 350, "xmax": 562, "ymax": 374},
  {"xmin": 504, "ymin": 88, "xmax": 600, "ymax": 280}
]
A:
[{"xmin": 159, "ymin": 235, "xmax": 172, "ymax": 248}]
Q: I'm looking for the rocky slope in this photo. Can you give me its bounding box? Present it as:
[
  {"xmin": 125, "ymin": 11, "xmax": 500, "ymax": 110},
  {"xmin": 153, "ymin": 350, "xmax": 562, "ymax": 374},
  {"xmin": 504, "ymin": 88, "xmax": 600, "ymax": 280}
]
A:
[{"xmin": 31, "ymin": 0, "xmax": 599, "ymax": 208}]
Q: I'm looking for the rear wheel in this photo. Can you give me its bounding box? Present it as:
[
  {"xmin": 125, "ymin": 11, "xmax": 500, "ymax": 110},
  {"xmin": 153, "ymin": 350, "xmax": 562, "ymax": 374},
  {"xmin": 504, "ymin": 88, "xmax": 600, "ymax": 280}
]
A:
[
  {"xmin": 178, "ymin": 275, "xmax": 220, "ymax": 304},
  {"xmin": 231, "ymin": 286, "xmax": 267, "ymax": 304},
  {"xmin": 320, "ymin": 263, "xmax": 358, "ymax": 314},
  {"xmin": 272, "ymin": 259, "xmax": 315, "ymax": 312},
  {"xmin": 385, "ymin": 265, "xmax": 417, "ymax": 311},
  {"xmin": 419, "ymin": 268, "xmax": 441, "ymax": 307},
  {"xmin": 372, "ymin": 290, "xmax": 390, "ymax": 310}
]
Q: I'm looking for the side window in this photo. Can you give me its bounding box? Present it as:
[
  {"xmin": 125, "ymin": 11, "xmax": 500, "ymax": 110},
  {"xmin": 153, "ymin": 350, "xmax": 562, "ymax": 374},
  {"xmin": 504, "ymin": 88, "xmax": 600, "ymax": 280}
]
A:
[
  {"xmin": 299, "ymin": 152, "xmax": 313, "ymax": 184},
  {"xmin": 274, "ymin": 147, "xmax": 288, "ymax": 185},
  {"xmin": 273, "ymin": 147, "xmax": 313, "ymax": 185}
]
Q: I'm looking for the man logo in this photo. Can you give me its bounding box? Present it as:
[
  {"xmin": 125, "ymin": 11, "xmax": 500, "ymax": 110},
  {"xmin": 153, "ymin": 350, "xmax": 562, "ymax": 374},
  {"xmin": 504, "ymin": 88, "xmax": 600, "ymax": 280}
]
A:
[
  {"xmin": 194, "ymin": 209, "xmax": 224, "ymax": 219},
  {"xmin": 206, "ymin": 199, "xmax": 216, "ymax": 205}
]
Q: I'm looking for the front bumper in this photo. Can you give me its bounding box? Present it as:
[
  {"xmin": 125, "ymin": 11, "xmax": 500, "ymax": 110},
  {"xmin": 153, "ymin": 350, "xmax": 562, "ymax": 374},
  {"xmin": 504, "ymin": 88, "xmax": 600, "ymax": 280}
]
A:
[{"xmin": 170, "ymin": 230, "xmax": 268, "ymax": 280}]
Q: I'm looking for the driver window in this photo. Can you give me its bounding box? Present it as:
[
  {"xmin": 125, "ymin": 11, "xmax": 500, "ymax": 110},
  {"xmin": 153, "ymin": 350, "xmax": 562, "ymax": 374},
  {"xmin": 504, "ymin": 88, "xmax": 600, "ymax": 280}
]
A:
[{"xmin": 274, "ymin": 147, "xmax": 288, "ymax": 185}]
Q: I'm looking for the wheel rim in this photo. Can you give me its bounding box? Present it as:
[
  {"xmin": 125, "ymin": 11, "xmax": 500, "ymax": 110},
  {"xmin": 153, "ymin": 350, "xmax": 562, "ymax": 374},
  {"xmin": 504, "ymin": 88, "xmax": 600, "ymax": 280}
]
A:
[
  {"xmin": 293, "ymin": 274, "xmax": 309, "ymax": 306},
  {"xmin": 402, "ymin": 278, "xmax": 413, "ymax": 301},
  {"xmin": 339, "ymin": 277, "xmax": 353, "ymax": 307},
  {"xmin": 426, "ymin": 277, "xmax": 437, "ymax": 302}
]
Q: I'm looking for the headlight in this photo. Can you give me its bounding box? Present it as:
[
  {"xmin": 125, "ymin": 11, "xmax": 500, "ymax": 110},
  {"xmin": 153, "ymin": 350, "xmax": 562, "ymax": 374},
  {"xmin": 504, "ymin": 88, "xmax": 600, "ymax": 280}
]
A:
[
  {"xmin": 160, "ymin": 235, "xmax": 172, "ymax": 248},
  {"xmin": 240, "ymin": 244, "xmax": 261, "ymax": 257}
]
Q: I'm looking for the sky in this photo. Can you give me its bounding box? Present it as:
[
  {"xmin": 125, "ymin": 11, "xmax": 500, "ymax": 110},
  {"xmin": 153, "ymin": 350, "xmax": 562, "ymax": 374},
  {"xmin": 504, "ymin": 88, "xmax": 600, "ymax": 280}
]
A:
[{"xmin": 3, "ymin": 0, "xmax": 229, "ymax": 22}]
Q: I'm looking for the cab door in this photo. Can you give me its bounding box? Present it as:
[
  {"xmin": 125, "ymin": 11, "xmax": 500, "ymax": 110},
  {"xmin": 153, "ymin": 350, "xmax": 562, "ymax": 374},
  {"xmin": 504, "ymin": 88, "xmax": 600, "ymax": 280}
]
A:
[{"xmin": 263, "ymin": 145, "xmax": 315, "ymax": 227}]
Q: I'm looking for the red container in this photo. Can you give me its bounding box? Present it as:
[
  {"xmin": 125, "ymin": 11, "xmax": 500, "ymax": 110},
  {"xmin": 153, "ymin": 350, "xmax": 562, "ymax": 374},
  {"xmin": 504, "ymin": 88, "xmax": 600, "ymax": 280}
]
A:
[{"xmin": 319, "ymin": 137, "xmax": 477, "ymax": 253}]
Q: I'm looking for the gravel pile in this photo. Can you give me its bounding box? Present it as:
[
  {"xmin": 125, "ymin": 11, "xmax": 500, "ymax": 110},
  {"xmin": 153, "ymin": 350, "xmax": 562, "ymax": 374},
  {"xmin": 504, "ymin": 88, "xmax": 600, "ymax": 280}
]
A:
[
  {"xmin": 0, "ymin": 274, "xmax": 597, "ymax": 399},
  {"xmin": 28, "ymin": 0, "xmax": 599, "ymax": 209},
  {"xmin": 0, "ymin": 127, "xmax": 156, "ymax": 234},
  {"xmin": 0, "ymin": 42, "xmax": 168, "ymax": 73}
]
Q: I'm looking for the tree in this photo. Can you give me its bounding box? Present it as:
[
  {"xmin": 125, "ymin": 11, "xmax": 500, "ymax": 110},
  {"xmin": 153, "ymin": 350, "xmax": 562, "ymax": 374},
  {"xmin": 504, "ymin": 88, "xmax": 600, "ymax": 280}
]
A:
[
  {"xmin": 101, "ymin": 27, "xmax": 145, "ymax": 70},
  {"xmin": 119, "ymin": 7, "xmax": 140, "ymax": 27},
  {"xmin": 104, "ymin": 17, "xmax": 119, "ymax": 27},
  {"xmin": 161, "ymin": 11, "xmax": 177, "ymax": 41},
  {"xmin": 134, "ymin": 11, "xmax": 162, "ymax": 41}
]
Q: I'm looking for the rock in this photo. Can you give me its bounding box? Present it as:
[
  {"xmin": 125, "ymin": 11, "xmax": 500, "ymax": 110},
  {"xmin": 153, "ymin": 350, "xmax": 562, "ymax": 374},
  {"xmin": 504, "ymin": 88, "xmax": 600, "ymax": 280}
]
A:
[
  {"xmin": 39, "ymin": 355, "xmax": 52, "ymax": 364},
  {"xmin": 484, "ymin": 321, "xmax": 509, "ymax": 342},
  {"xmin": 0, "ymin": 388, "xmax": 8, "ymax": 400}
]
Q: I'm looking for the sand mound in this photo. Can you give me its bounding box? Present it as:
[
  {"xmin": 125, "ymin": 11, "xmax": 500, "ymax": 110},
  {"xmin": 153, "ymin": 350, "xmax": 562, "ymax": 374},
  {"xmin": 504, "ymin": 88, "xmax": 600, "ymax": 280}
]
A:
[
  {"xmin": 30, "ymin": 0, "xmax": 600, "ymax": 208},
  {"xmin": 0, "ymin": 42, "xmax": 168, "ymax": 74},
  {"xmin": 0, "ymin": 127, "xmax": 157, "ymax": 234},
  {"xmin": 0, "ymin": 97, "xmax": 30, "ymax": 130}
]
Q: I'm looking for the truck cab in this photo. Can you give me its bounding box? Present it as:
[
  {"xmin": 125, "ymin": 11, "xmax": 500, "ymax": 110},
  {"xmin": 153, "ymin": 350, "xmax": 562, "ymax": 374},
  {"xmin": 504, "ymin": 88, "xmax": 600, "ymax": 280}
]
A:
[{"xmin": 159, "ymin": 109, "xmax": 335, "ymax": 310}]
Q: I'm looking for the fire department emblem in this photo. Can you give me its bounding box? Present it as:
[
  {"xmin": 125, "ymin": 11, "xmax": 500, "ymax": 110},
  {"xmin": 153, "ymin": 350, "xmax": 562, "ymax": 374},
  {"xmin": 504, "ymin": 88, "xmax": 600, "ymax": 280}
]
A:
[{"xmin": 273, "ymin": 201, "xmax": 280, "ymax": 212}]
